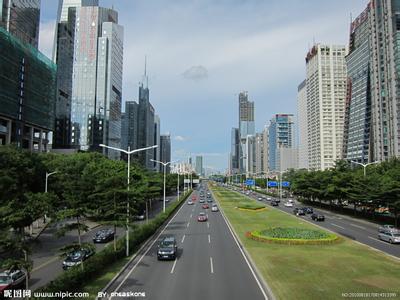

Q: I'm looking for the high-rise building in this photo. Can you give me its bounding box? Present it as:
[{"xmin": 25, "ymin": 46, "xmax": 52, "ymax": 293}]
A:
[
  {"xmin": 268, "ymin": 114, "xmax": 295, "ymax": 171},
  {"xmin": 121, "ymin": 101, "xmax": 138, "ymax": 151},
  {"xmin": 229, "ymin": 127, "xmax": 239, "ymax": 174},
  {"xmin": 245, "ymin": 135, "xmax": 256, "ymax": 175},
  {"xmin": 160, "ymin": 134, "xmax": 171, "ymax": 173},
  {"xmin": 276, "ymin": 147, "xmax": 298, "ymax": 172},
  {"xmin": 70, "ymin": 5, "xmax": 123, "ymax": 159},
  {"xmin": 254, "ymin": 132, "xmax": 265, "ymax": 174},
  {"xmin": 369, "ymin": 0, "xmax": 400, "ymax": 161},
  {"xmin": 0, "ymin": 0, "xmax": 40, "ymax": 48},
  {"xmin": 343, "ymin": 5, "xmax": 371, "ymax": 164},
  {"xmin": 238, "ymin": 91, "xmax": 255, "ymax": 173},
  {"xmin": 0, "ymin": 27, "xmax": 57, "ymax": 150},
  {"xmin": 56, "ymin": 0, "xmax": 98, "ymax": 23},
  {"xmin": 306, "ymin": 44, "xmax": 348, "ymax": 170},
  {"xmin": 262, "ymin": 125, "xmax": 269, "ymax": 173},
  {"xmin": 154, "ymin": 115, "xmax": 161, "ymax": 171},
  {"xmin": 195, "ymin": 156, "xmax": 203, "ymax": 176},
  {"xmin": 297, "ymin": 79, "xmax": 308, "ymax": 169}
]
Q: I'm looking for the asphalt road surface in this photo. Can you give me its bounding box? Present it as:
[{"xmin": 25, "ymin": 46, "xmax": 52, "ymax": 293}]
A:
[
  {"xmin": 234, "ymin": 187, "xmax": 400, "ymax": 259},
  {"xmin": 101, "ymin": 188, "xmax": 268, "ymax": 300}
]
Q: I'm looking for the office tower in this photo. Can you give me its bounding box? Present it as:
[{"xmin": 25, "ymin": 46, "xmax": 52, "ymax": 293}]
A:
[
  {"xmin": 154, "ymin": 115, "xmax": 161, "ymax": 170},
  {"xmin": 297, "ymin": 79, "xmax": 308, "ymax": 169},
  {"xmin": 195, "ymin": 156, "xmax": 203, "ymax": 176},
  {"xmin": 255, "ymin": 132, "xmax": 264, "ymax": 174},
  {"xmin": 276, "ymin": 147, "xmax": 298, "ymax": 172},
  {"xmin": 0, "ymin": 27, "xmax": 57, "ymax": 150},
  {"xmin": 160, "ymin": 134, "xmax": 171, "ymax": 173},
  {"xmin": 306, "ymin": 44, "xmax": 348, "ymax": 170},
  {"xmin": 343, "ymin": 5, "xmax": 371, "ymax": 163},
  {"xmin": 268, "ymin": 114, "xmax": 295, "ymax": 171},
  {"xmin": 369, "ymin": 0, "xmax": 400, "ymax": 161},
  {"xmin": 56, "ymin": 0, "xmax": 98, "ymax": 23},
  {"xmin": 238, "ymin": 91, "xmax": 255, "ymax": 173},
  {"xmin": 245, "ymin": 135, "xmax": 256, "ymax": 175},
  {"xmin": 229, "ymin": 127, "xmax": 239, "ymax": 175},
  {"xmin": 70, "ymin": 6, "xmax": 124, "ymax": 159},
  {"xmin": 121, "ymin": 101, "xmax": 138, "ymax": 150},
  {"xmin": 137, "ymin": 66, "xmax": 155, "ymax": 169},
  {"xmin": 0, "ymin": 0, "xmax": 40, "ymax": 48},
  {"xmin": 262, "ymin": 125, "xmax": 269, "ymax": 173}
]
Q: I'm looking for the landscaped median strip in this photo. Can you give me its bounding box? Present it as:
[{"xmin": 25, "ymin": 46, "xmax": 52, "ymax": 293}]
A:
[{"xmin": 210, "ymin": 184, "xmax": 400, "ymax": 300}]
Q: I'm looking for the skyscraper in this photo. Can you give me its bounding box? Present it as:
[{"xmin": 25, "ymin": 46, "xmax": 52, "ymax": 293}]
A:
[
  {"xmin": 154, "ymin": 115, "xmax": 161, "ymax": 171},
  {"xmin": 297, "ymin": 79, "xmax": 308, "ymax": 169},
  {"xmin": 343, "ymin": 5, "xmax": 371, "ymax": 164},
  {"xmin": 195, "ymin": 156, "xmax": 203, "ymax": 176},
  {"xmin": 160, "ymin": 134, "xmax": 171, "ymax": 173},
  {"xmin": 0, "ymin": 0, "xmax": 41, "ymax": 48},
  {"xmin": 306, "ymin": 44, "xmax": 348, "ymax": 170},
  {"xmin": 268, "ymin": 114, "xmax": 295, "ymax": 171},
  {"xmin": 70, "ymin": 5, "xmax": 123, "ymax": 159},
  {"xmin": 121, "ymin": 100, "xmax": 138, "ymax": 151},
  {"xmin": 238, "ymin": 91, "xmax": 255, "ymax": 173},
  {"xmin": 229, "ymin": 127, "xmax": 239, "ymax": 175},
  {"xmin": 369, "ymin": 0, "xmax": 400, "ymax": 161}
]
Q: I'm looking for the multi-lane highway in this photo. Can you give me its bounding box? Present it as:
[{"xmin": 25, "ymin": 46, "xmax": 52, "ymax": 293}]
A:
[
  {"xmin": 237, "ymin": 187, "xmax": 400, "ymax": 259},
  {"xmin": 101, "ymin": 187, "xmax": 268, "ymax": 300}
]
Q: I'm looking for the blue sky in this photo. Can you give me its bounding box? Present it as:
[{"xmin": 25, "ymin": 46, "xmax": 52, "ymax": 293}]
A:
[{"xmin": 39, "ymin": 0, "xmax": 368, "ymax": 173}]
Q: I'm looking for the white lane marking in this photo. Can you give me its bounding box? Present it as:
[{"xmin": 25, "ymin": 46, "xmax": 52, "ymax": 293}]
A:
[
  {"xmin": 350, "ymin": 223, "xmax": 366, "ymax": 230},
  {"xmin": 190, "ymin": 214, "xmax": 192, "ymax": 218},
  {"xmin": 181, "ymin": 235, "xmax": 185, "ymax": 244},
  {"xmin": 210, "ymin": 257, "xmax": 214, "ymax": 274},
  {"xmin": 368, "ymin": 236, "xmax": 389, "ymax": 245},
  {"xmin": 206, "ymin": 214, "xmax": 209, "ymax": 219},
  {"xmin": 187, "ymin": 222, "xmax": 190, "ymax": 228},
  {"xmin": 170, "ymin": 258, "xmax": 178, "ymax": 274},
  {"xmin": 330, "ymin": 223, "xmax": 345, "ymax": 230},
  {"xmin": 208, "ymin": 234, "xmax": 211, "ymax": 244},
  {"xmin": 109, "ymin": 196, "xmax": 188, "ymax": 298},
  {"xmin": 207, "ymin": 222, "xmax": 209, "ymax": 228}
]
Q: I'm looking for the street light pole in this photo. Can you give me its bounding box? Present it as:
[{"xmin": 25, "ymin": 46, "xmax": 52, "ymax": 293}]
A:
[
  {"xmin": 351, "ymin": 161, "xmax": 379, "ymax": 178},
  {"xmin": 45, "ymin": 171, "xmax": 57, "ymax": 193},
  {"xmin": 151, "ymin": 159, "xmax": 177, "ymax": 213},
  {"xmin": 100, "ymin": 143, "xmax": 158, "ymax": 257}
]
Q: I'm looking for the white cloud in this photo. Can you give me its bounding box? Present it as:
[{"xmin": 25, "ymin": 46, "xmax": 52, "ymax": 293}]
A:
[
  {"xmin": 38, "ymin": 20, "xmax": 55, "ymax": 59},
  {"xmin": 174, "ymin": 135, "xmax": 187, "ymax": 141},
  {"xmin": 182, "ymin": 65, "xmax": 208, "ymax": 80}
]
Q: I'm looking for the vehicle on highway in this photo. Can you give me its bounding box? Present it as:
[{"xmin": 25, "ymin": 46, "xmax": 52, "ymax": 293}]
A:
[
  {"xmin": 378, "ymin": 225, "xmax": 399, "ymax": 233},
  {"xmin": 270, "ymin": 201, "xmax": 279, "ymax": 206},
  {"xmin": 258, "ymin": 197, "xmax": 263, "ymax": 201},
  {"xmin": 0, "ymin": 269, "xmax": 26, "ymax": 297},
  {"xmin": 187, "ymin": 200, "xmax": 194, "ymax": 205},
  {"xmin": 266, "ymin": 197, "xmax": 272, "ymax": 201},
  {"xmin": 133, "ymin": 214, "xmax": 145, "ymax": 221},
  {"xmin": 202, "ymin": 203, "xmax": 209, "ymax": 209},
  {"xmin": 275, "ymin": 198, "xmax": 280, "ymax": 203},
  {"xmin": 284, "ymin": 202, "xmax": 293, "ymax": 207},
  {"xmin": 296, "ymin": 209, "xmax": 305, "ymax": 216},
  {"xmin": 288, "ymin": 199, "xmax": 294, "ymax": 203},
  {"xmin": 311, "ymin": 213, "xmax": 325, "ymax": 221},
  {"xmin": 304, "ymin": 207, "xmax": 313, "ymax": 214},
  {"xmin": 197, "ymin": 212, "xmax": 208, "ymax": 222},
  {"xmin": 378, "ymin": 231, "xmax": 400, "ymax": 244},
  {"xmin": 93, "ymin": 229, "xmax": 115, "ymax": 243},
  {"xmin": 62, "ymin": 247, "xmax": 95, "ymax": 270},
  {"xmin": 199, "ymin": 199, "xmax": 205, "ymax": 203},
  {"xmin": 207, "ymin": 198, "xmax": 213, "ymax": 203},
  {"xmin": 211, "ymin": 204, "xmax": 219, "ymax": 212},
  {"xmin": 157, "ymin": 236, "xmax": 178, "ymax": 260}
]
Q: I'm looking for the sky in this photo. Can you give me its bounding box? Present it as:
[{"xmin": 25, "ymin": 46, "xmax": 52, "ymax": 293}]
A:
[{"xmin": 39, "ymin": 0, "xmax": 369, "ymax": 173}]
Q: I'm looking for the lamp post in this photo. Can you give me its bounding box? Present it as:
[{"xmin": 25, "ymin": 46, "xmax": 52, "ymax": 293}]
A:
[
  {"xmin": 45, "ymin": 171, "xmax": 58, "ymax": 193},
  {"xmin": 151, "ymin": 159, "xmax": 177, "ymax": 213},
  {"xmin": 351, "ymin": 160, "xmax": 380, "ymax": 177},
  {"xmin": 100, "ymin": 143, "xmax": 158, "ymax": 257}
]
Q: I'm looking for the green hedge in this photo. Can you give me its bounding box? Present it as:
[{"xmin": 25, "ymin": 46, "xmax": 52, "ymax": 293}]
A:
[
  {"xmin": 237, "ymin": 202, "xmax": 266, "ymax": 210},
  {"xmin": 32, "ymin": 191, "xmax": 192, "ymax": 299},
  {"xmin": 247, "ymin": 227, "xmax": 340, "ymax": 245}
]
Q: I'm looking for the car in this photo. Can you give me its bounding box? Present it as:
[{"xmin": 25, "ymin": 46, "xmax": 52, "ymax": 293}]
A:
[
  {"xmin": 0, "ymin": 269, "xmax": 26, "ymax": 297},
  {"xmin": 258, "ymin": 197, "xmax": 263, "ymax": 201},
  {"xmin": 197, "ymin": 212, "xmax": 208, "ymax": 222},
  {"xmin": 378, "ymin": 225, "xmax": 398, "ymax": 233},
  {"xmin": 293, "ymin": 208, "xmax": 299, "ymax": 214},
  {"xmin": 93, "ymin": 229, "xmax": 115, "ymax": 243},
  {"xmin": 288, "ymin": 199, "xmax": 294, "ymax": 203},
  {"xmin": 311, "ymin": 213, "xmax": 325, "ymax": 221},
  {"xmin": 157, "ymin": 236, "xmax": 178, "ymax": 260},
  {"xmin": 62, "ymin": 247, "xmax": 95, "ymax": 270},
  {"xmin": 275, "ymin": 198, "xmax": 280, "ymax": 203},
  {"xmin": 133, "ymin": 214, "xmax": 145, "ymax": 220},
  {"xmin": 270, "ymin": 201, "xmax": 279, "ymax": 206},
  {"xmin": 202, "ymin": 203, "xmax": 209, "ymax": 209},
  {"xmin": 284, "ymin": 202, "xmax": 293, "ymax": 207},
  {"xmin": 211, "ymin": 204, "xmax": 219, "ymax": 212},
  {"xmin": 378, "ymin": 231, "xmax": 400, "ymax": 244},
  {"xmin": 187, "ymin": 200, "xmax": 194, "ymax": 205},
  {"xmin": 296, "ymin": 209, "xmax": 305, "ymax": 216},
  {"xmin": 199, "ymin": 199, "xmax": 205, "ymax": 203},
  {"xmin": 266, "ymin": 197, "xmax": 272, "ymax": 201},
  {"xmin": 207, "ymin": 198, "xmax": 213, "ymax": 203},
  {"xmin": 304, "ymin": 207, "xmax": 313, "ymax": 214}
]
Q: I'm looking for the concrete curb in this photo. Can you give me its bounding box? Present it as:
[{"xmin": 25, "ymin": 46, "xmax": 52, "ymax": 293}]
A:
[{"xmin": 210, "ymin": 185, "xmax": 275, "ymax": 300}]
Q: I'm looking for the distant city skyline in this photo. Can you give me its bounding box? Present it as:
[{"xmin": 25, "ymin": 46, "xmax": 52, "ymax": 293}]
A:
[{"xmin": 38, "ymin": 0, "xmax": 369, "ymax": 172}]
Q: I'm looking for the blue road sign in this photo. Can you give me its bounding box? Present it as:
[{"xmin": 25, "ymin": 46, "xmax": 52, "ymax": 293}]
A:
[
  {"xmin": 282, "ymin": 181, "xmax": 290, "ymax": 187},
  {"xmin": 245, "ymin": 179, "xmax": 255, "ymax": 186},
  {"xmin": 268, "ymin": 181, "xmax": 278, "ymax": 187}
]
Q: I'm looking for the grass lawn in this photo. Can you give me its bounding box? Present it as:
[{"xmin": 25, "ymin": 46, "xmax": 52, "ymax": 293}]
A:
[{"xmin": 211, "ymin": 185, "xmax": 400, "ymax": 300}]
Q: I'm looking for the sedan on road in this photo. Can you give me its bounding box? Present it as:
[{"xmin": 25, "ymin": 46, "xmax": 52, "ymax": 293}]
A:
[
  {"xmin": 284, "ymin": 202, "xmax": 293, "ymax": 207},
  {"xmin": 157, "ymin": 236, "xmax": 178, "ymax": 260},
  {"xmin": 211, "ymin": 204, "xmax": 219, "ymax": 212},
  {"xmin": 199, "ymin": 199, "xmax": 205, "ymax": 203},
  {"xmin": 198, "ymin": 212, "xmax": 208, "ymax": 222},
  {"xmin": 187, "ymin": 200, "xmax": 194, "ymax": 205},
  {"xmin": 0, "ymin": 269, "xmax": 26, "ymax": 297},
  {"xmin": 207, "ymin": 198, "xmax": 213, "ymax": 203},
  {"xmin": 270, "ymin": 201, "xmax": 279, "ymax": 206},
  {"xmin": 378, "ymin": 231, "xmax": 400, "ymax": 244},
  {"xmin": 311, "ymin": 213, "xmax": 325, "ymax": 221},
  {"xmin": 202, "ymin": 203, "xmax": 209, "ymax": 209},
  {"xmin": 62, "ymin": 247, "xmax": 95, "ymax": 270},
  {"xmin": 93, "ymin": 229, "xmax": 114, "ymax": 243}
]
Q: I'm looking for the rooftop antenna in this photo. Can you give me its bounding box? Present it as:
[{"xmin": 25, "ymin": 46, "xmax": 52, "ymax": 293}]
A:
[{"xmin": 144, "ymin": 55, "xmax": 148, "ymax": 88}]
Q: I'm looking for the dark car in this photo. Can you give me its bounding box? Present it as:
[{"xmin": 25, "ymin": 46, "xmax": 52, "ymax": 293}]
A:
[
  {"xmin": 62, "ymin": 248, "xmax": 95, "ymax": 270},
  {"xmin": 157, "ymin": 236, "xmax": 177, "ymax": 260},
  {"xmin": 199, "ymin": 199, "xmax": 205, "ymax": 203},
  {"xmin": 270, "ymin": 201, "xmax": 279, "ymax": 206},
  {"xmin": 304, "ymin": 207, "xmax": 313, "ymax": 214},
  {"xmin": 207, "ymin": 198, "xmax": 213, "ymax": 203},
  {"xmin": 93, "ymin": 229, "xmax": 115, "ymax": 243},
  {"xmin": 311, "ymin": 213, "xmax": 325, "ymax": 221},
  {"xmin": 296, "ymin": 209, "xmax": 305, "ymax": 216},
  {"xmin": 0, "ymin": 269, "xmax": 26, "ymax": 297},
  {"xmin": 293, "ymin": 208, "xmax": 299, "ymax": 214}
]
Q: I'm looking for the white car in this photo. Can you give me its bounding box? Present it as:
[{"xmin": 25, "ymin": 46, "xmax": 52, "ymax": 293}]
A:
[
  {"xmin": 378, "ymin": 231, "xmax": 400, "ymax": 244},
  {"xmin": 266, "ymin": 197, "xmax": 272, "ymax": 201},
  {"xmin": 288, "ymin": 199, "xmax": 294, "ymax": 203},
  {"xmin": 284, "ymin": 202, "xmax": 293, "ymax": 207},
  {"xmin": 211, "ymin": 204, "xmax": 219, "ymax": 212}
]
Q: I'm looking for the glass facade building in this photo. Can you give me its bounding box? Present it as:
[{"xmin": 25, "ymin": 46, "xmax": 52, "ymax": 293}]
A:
[
  {"xmin": 238, "ymin": 91, "xmax": 255, "ymax": 173},
  {"xmin": 0, "ymin": 0, "xmax": 40, "ymax": 48},
  {"xmin": 0, "ymin": 26, "xmax": 57, "ymax": 150},
  {"xmin": 160, "ymin": 134, "xmax": 171, "ymax": 174}
]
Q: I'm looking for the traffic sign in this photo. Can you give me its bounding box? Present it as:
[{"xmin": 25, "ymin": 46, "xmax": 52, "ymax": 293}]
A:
[
  {"xmin": 282, "ymin": 181, "xmax": 290, "ymax": 187},
  {"xmin": 268, "ymin": 181, "xmax": 278, "ymax": 187},
  {"xmin": 245, "ymin": 179, "xmax": 255, "ymax": 186}
]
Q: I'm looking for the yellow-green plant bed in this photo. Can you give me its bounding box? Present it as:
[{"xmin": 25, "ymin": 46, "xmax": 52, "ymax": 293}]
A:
[{"xmin": 237, "ymin": 202, "xmax": 266, "ymax": 211}]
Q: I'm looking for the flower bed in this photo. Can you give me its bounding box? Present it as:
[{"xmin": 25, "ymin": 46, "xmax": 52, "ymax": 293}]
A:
[
  {"xmin": 247, "ymin": 227, "xmax": 340, "ymax": 245},
  {"xmin": 237, "ymin": 202, "xmax": 266, "ymax": 211}
]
